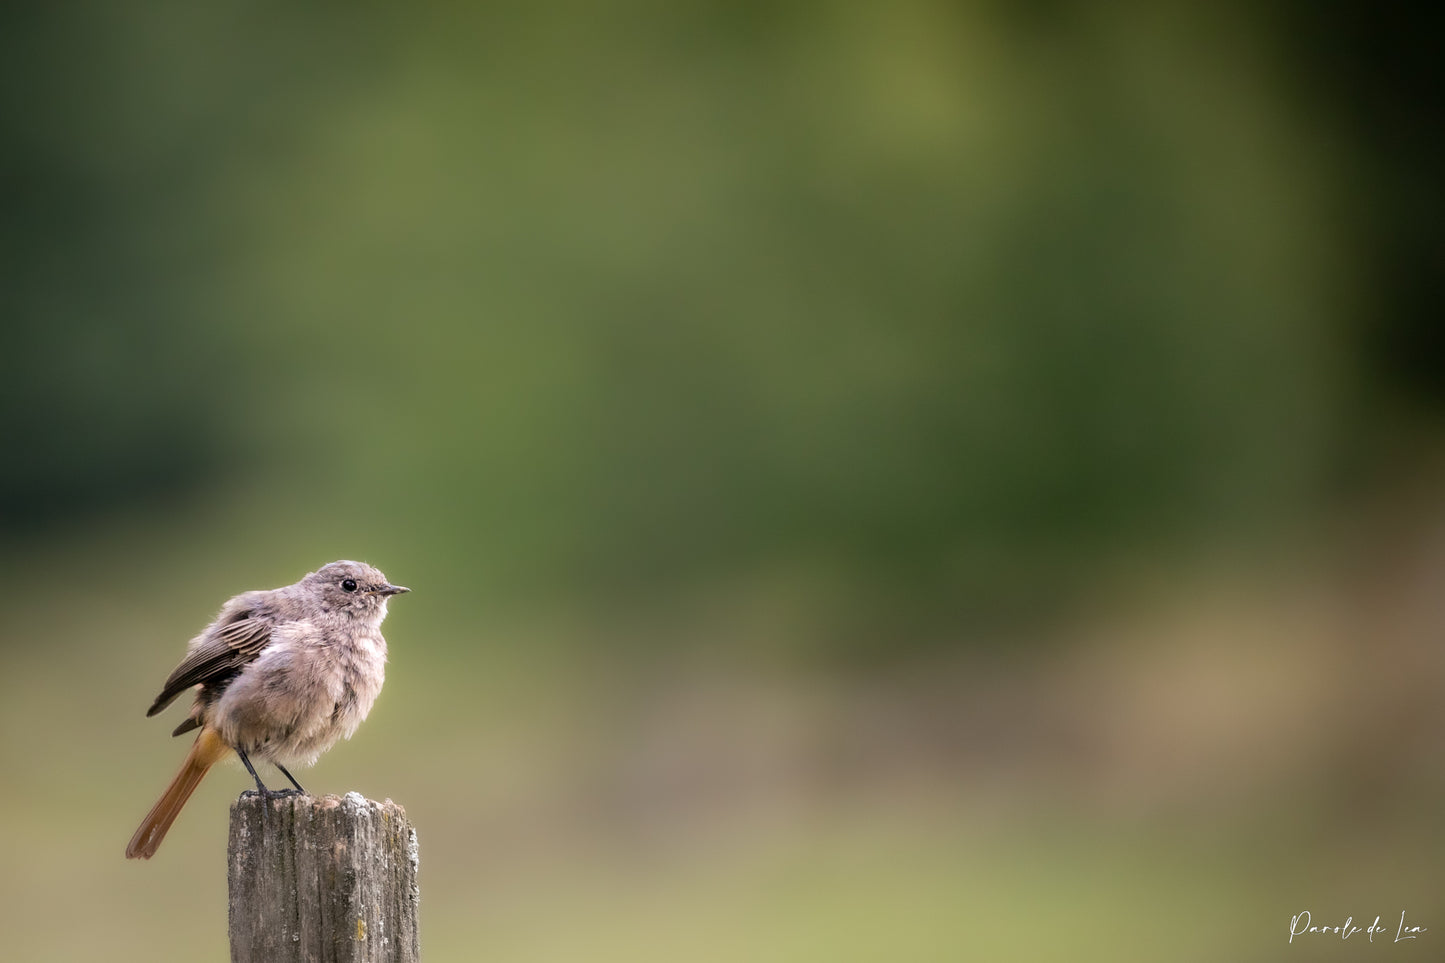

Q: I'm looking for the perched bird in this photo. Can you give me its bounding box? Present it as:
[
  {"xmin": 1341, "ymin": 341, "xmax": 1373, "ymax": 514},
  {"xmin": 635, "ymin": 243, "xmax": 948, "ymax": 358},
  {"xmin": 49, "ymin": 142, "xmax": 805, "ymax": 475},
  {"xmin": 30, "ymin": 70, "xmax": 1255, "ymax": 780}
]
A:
[{"xmin": 125, "ymin": 560, "xmax": 408, "ymax": 859}]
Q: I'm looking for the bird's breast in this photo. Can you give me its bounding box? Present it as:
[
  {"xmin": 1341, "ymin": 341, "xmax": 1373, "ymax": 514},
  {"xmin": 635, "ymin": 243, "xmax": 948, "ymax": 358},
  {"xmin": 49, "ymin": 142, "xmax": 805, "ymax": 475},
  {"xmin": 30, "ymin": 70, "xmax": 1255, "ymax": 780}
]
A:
[{"xmin": 333, "ymin": 630, "xmax": 387, "ymax": 737}]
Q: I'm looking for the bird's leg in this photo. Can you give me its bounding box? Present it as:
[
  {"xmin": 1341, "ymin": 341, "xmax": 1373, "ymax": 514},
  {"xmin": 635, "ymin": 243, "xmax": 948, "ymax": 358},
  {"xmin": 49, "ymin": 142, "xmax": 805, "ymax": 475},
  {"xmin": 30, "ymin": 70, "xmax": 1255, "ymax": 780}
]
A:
[
  {"xmin": 236, "ymin": 746, "xmax": 271, "ymax": 796},
  {"xmin": 236, "ymin": 747, "xmax": 300, "ymax": 798},
  {"xmin": 236, "ymin": 746, "xmax": 304, "ymax": 798},
  {"xmin": 274, "ymin": 763, "xmax": 307, "ymax": 795}
]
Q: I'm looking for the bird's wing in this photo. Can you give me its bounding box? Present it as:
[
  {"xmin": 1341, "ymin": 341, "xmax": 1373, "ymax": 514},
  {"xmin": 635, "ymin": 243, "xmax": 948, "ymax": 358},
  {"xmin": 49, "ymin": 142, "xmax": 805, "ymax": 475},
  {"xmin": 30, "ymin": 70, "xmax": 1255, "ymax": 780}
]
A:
[{"xmin": 145, "ymin": 617, "xmax": 274, "ymax": 717}]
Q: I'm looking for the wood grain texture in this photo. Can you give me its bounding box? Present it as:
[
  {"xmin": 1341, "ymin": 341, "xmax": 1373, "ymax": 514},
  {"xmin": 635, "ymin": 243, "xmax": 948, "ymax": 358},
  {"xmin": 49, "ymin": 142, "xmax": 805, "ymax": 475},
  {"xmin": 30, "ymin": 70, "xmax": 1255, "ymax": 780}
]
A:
[{"xmin": 228, "ymin": 793, "xmax": 419, "ymax": 963}]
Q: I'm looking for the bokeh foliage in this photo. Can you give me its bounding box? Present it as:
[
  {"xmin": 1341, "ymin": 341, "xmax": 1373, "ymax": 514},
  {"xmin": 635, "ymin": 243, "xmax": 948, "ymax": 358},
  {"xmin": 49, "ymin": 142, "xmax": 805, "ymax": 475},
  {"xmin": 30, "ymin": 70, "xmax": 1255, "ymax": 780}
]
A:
[{"xmin": 0, "ymin": 2, "xmax": 1383, "ymax": 623}]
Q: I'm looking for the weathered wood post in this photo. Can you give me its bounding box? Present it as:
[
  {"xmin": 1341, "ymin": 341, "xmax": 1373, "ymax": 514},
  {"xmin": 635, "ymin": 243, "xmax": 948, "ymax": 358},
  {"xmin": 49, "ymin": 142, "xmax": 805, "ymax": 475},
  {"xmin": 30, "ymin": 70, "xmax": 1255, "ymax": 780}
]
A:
[{"xmin": 228, "ymin": 793, "xmax": 419, "ymax": 963}]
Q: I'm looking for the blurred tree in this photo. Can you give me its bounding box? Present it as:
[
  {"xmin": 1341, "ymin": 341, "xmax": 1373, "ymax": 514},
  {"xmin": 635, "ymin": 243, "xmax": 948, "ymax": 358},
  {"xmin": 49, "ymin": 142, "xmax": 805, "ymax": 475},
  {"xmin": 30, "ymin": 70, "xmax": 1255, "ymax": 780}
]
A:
[
  {"xmin": 1268, "ymin": 2, "xmax": 1445, "ymax": 409},
  {"xmin": 0, "ymin": 1, "xmax": 1431, "ymax": 632}
]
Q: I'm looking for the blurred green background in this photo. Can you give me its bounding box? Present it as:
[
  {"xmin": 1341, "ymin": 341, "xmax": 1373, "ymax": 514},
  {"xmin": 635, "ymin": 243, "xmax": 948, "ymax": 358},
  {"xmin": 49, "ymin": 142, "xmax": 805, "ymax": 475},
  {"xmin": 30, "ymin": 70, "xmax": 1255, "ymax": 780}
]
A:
[{"xmin": 3, "ymin": 2, "xmax": 1443, "ymax": 960}]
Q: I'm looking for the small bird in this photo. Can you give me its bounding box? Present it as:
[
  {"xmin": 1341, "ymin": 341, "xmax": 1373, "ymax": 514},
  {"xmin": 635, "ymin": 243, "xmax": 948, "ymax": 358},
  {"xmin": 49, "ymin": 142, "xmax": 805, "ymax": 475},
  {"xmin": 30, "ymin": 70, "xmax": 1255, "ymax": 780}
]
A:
[{"xmin": 125, "ymin": 560, "xmax": 408, "ymax": 859}]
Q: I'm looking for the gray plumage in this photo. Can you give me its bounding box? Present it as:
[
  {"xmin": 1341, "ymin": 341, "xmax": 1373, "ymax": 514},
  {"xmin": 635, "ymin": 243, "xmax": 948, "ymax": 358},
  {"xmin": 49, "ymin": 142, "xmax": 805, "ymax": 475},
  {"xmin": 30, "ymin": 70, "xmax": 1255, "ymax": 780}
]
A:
[
  {"xmin": 127, "ymin": 560, "xmax": 408, "ymax": 859},
  {"xmin": 149, "ymin": 560, "xmax": 408, "ymax": 766}
]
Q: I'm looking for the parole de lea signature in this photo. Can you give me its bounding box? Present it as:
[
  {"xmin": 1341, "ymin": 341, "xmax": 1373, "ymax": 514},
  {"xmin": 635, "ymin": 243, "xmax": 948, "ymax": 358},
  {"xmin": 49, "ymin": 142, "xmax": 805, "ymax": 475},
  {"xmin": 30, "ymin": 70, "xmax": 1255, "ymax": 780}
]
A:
[{"xmin": 1290, "ymin": 911, "xmax": 1426, "ymax": 944}]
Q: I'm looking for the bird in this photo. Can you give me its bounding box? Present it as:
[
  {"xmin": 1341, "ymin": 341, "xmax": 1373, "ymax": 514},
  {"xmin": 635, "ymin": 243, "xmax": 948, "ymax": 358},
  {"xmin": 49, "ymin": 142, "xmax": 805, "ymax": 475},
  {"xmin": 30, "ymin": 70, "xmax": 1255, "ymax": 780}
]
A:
[{"xmin": 125, "ymin": 560, "xmax": 408, "ymax": 859}]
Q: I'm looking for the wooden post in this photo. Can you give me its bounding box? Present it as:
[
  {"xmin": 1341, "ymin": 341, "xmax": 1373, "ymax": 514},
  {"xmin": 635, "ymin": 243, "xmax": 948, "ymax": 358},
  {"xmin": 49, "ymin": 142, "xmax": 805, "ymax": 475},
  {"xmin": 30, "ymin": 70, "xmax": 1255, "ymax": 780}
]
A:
[{"xmin": 228, "ymin": 792, "xmax": 419, "ymax": 963}]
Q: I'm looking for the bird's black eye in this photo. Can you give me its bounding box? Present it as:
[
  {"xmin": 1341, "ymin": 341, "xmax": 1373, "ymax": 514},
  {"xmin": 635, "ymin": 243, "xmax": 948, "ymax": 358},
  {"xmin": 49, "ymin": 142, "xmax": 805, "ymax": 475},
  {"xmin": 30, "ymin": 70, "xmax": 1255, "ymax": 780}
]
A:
[{"xmin": 341, "ymin": 578, "xmax": 358, "ymax": 593}]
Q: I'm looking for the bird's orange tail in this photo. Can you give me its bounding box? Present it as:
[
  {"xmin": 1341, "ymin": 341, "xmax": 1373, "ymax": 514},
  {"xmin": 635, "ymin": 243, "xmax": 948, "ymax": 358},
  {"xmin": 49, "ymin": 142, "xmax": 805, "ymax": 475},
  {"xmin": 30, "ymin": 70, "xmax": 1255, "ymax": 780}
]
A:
[{"xmin": 126, "ymin": 726, "xmax": 230, "ymax": 859}]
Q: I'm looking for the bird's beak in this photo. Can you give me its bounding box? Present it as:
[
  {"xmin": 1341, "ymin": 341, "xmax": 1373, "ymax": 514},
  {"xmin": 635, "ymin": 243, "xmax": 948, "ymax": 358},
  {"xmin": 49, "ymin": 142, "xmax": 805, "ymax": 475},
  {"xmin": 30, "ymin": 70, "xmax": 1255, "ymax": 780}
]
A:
[{"xmin": 372, "ymin": 584, "xmax": 410, "ymax": 597}]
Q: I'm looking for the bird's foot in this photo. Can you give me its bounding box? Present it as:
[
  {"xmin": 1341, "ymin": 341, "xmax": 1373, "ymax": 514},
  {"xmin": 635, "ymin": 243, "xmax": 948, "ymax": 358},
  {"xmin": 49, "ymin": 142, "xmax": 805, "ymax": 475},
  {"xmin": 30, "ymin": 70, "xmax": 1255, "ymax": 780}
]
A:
[{"xmin": 240, "ymin": 787, "xmax": 305, "ymax": 800}]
